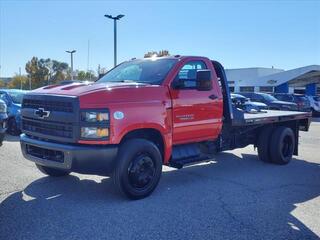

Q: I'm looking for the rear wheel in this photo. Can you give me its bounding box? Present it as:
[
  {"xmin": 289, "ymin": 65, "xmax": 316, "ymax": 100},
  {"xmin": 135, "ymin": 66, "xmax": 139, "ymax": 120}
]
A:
[
  {"xmin": 113, "ymin": 139, "xmax": 162, "ymax": 200},
  {"xmin": 257, "ymin": 126, "xmax": 273, "ymax": 163},
  {"xmin": 269, "ymin": 126, "xmax": 295, "ymax": 165},
  {"xmin": 36, "ymin": 164, "xmax": 70, "ymax": 177}
]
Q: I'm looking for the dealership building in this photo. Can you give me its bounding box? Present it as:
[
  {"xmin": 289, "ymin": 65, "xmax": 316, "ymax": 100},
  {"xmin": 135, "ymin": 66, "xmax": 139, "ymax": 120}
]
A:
[{"xmin": 225, "ymin": 65, "xmax": 320, "ymax": 96}]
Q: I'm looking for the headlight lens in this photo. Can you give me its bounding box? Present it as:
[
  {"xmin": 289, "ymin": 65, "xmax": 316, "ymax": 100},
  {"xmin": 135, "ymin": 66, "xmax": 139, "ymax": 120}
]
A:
[
  {"xmin": 81, "ymin": 127, "xmax": 109, "ymax": 139},
  {"xmin": 81, "ymin": 111, "xmax": 109, "ymax": 122},
  {"xmin": 80, "ymin": 111, "xmax": 109, "ymax": 139}
]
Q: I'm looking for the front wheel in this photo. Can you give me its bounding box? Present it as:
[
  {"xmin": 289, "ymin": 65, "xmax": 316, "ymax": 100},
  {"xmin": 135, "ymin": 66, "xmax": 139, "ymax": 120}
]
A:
[
  {"xmin": 113, "ymin": 139, "xmax": 162, "ymax": 200},
  {"xmin": 36, "ymin": 164, "xmax": 70, "ymax": 177}
]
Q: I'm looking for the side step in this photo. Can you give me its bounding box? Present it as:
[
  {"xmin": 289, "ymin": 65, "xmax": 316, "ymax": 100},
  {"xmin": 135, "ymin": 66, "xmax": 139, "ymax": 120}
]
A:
[{"xmin": 169, "ymin": 143, "xmax": 214, "ymax": 169}]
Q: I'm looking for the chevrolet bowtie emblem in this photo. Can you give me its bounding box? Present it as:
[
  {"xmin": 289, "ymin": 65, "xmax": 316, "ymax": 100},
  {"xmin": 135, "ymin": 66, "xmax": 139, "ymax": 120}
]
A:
[{"xmin": 34, "ymin": 108, "xmax": 50, "ymax": 119}]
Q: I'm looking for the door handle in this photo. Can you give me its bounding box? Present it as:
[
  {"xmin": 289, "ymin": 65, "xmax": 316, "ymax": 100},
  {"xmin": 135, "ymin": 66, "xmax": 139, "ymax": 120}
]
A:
[{"xmin": 209, "ymin": 94, "xmax": 218, "ymax": 100}]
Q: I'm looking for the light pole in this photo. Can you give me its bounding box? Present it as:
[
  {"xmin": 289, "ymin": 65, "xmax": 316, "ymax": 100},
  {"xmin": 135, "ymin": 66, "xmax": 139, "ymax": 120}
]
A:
[
  {"xmin": 104, "ymin": 14, "xmax": 125, "ymax": 67},
  {"xmin": 66, "ymin": 50, "xmax": 76, "ymax": 80}
]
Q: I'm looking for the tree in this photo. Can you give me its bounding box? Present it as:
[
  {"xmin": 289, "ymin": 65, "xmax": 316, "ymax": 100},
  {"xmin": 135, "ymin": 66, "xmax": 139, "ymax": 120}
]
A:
[
  {"xmin": 39, "ymin": 58, "xmax": 69, "ymax": 84},
  {"xmin": 144, "ymin": 50, "xmax": 170, "ymax": 58},
  {"xmin": 7, "ymin": 75, "xmax": 29, "ymax": 89},
  {"xmin": 0, "ymin": 80, "xmax": 5, "ymax": 88},
  {"xmin": 50, "ymin": 60, "xmax": 69, "ymax": 83},
  {"xmin": 25, "ymin": 57, "xmax": 69, "ymax": 89},
  {"xmin": 25, "ymin": 57, "xmax": 49, "ymax": 89},
  {"xmin": 77, "ymin": 70, "xmax": 96, "ymax": 81}
]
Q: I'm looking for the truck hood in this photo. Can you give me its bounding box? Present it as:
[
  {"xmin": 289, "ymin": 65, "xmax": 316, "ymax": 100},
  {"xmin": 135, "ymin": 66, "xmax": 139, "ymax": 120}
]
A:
[
  {"xmin": 29, "ymin": 82, "xmax": 151, "ymax": 97},
  {"xmin": 28, "ymin": 82, "xmax": 168, "ymax": 108}
]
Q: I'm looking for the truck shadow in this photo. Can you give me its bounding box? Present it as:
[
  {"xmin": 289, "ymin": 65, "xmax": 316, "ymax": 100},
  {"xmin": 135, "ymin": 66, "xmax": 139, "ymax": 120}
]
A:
[{"xmin": 0, "ymin": 152, "xmax": 319, "ymax": 240}]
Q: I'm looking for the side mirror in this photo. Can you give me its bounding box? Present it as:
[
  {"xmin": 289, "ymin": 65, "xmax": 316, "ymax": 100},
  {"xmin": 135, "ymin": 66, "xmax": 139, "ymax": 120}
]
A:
[{"xmin": 196, "ymin": 70, "xmax": 212, "ymax": 91}]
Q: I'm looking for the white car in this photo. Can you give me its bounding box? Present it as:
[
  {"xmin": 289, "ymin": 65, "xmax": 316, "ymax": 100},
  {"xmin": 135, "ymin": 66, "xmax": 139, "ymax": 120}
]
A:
[
  {"xmin": 307, "ymin": 96, "xmax": 320, "ymax": 116},
  {"xmin": 230, "ymin": 93, "xmax": 268, "ymax": 112}
]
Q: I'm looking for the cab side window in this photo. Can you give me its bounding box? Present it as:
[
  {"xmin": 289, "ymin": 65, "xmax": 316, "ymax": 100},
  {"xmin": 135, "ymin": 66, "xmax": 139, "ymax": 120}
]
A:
[{"xmin": 175, "ymin": 61, "xmax": 207, "ymax": 89}]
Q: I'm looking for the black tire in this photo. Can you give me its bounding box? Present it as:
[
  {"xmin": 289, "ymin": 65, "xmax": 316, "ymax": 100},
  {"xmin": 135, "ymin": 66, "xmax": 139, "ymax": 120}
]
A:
[
  {"xmin": 269, "ymin": 126, "xmax": 295, "ymax": 165},
  {"xmin": 36, "ymin": 164, "xmax": 70, "ymax": 177},
  {"xmin": 257, "ymin": 126, "xmax": 273, "ymax": 163},
  {"xmin": 113, "ymin": 139, "xmax": 162, "ymax": 200},
  {"xmin": 0, "ymin": 133, "xmax": 4, "ymax": 146},
  {"xmin": 7, "ymin": 118, "xmax": 20, "ymax": 136}
]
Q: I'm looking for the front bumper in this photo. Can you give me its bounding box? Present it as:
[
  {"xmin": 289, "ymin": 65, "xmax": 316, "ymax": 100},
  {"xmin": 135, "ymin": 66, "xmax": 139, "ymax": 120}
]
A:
[{"xmin": 20, "ymin": 134, "xmax": 118, "ymax": 176}]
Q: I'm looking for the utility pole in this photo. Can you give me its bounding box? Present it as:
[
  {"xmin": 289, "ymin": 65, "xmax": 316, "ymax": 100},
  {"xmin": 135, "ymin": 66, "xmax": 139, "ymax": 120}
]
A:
[
  {"xmin": 104, "ymin": 14, "xmax": 125, "ymax": 67},
  {"xmin": 66, "ymin": 50, "xmax": 76, "ymax": 80},
  {"xmin": 87, "ymin": 40, "xmax": 92, "ymax": 81},
  {"xmin": 19, "ymin": 67, "xmax": 22, "ymax": 89}
]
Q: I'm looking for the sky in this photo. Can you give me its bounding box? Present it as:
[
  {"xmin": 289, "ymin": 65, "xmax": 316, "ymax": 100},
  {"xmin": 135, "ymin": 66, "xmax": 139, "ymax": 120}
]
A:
[{"xmin": 0, "ymin": 0, "xmax": 319, "ymax": 77}]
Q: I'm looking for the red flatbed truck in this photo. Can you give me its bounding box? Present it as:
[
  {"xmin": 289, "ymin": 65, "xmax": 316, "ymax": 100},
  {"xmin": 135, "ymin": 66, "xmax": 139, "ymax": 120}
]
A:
[{"xmin": 20, "ymin": 56, "xmax": 311, "ymax": 199}]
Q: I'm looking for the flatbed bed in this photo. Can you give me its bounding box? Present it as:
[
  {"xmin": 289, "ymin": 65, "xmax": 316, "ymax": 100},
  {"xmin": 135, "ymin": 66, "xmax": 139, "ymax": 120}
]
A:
[{"xmin": 232, "ymin": 110, "xmax": 311, "ymax": 127}]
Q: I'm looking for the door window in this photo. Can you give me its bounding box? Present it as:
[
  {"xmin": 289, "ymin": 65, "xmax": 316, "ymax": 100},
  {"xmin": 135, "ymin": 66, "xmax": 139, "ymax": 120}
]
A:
[{"xmin": 175, "ymin": 61, "xmax": 207, "ymax": 89}]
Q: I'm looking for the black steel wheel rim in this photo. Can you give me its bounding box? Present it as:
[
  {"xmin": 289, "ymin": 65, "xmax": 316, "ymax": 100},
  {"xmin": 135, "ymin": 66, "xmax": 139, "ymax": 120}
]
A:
[{"xmin": 128, "ymin": 153, "xmax": 156, "ymax": 190}]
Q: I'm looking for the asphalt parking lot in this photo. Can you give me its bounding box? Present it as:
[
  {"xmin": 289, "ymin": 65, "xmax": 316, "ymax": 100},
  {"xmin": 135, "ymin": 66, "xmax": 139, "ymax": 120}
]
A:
[{"xmin": 0, "ymin": 121, "xmax": 319, "ymax": 240}]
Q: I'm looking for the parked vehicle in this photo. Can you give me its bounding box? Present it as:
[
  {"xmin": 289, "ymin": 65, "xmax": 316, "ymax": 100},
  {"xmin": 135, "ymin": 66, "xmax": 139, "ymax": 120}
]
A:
[
  {"xmin": 0, "ymin": 89, "xmax": 28, "ymax": 135},
  {"xmin": 0, "ymin": 99, "xmax": 8, "ymax": 146},
  {"xmin": 20, "ymin": 56, "xmax": 311, "ymax": 199},
  {"xmin": 237, "ymin": 92, "xmax": 297, "ymax": 111},
  {"xmin": 230, "ymin": 93, "xmax": 268, "ymax": 112},
  {"xmin": 306, "ymin": 96, "xmax": 320, "ymax": 116},
  {"xmin": 273, "ymin": 93, "xmax": 311, "ymax": 112}
]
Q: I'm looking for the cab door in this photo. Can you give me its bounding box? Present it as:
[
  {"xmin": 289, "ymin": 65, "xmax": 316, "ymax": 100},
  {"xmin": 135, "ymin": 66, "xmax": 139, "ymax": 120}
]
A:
[{"xmin": 170, "ymin": 60, "xmax": 222, "ymax": 144}]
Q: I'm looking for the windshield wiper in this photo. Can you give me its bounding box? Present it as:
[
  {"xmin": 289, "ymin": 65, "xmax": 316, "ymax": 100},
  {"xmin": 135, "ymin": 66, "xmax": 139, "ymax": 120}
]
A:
[
  {"xmin": 115, "ymin": 80, "xmax": 152, "ymax": 85},
  {"xmin": 117, "ymin": 80, "xmax": 137, "ymax": 83}
]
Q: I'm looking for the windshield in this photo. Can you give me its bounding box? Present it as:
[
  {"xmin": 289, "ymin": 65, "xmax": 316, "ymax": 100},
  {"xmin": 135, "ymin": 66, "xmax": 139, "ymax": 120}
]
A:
[
  {"xmin": 97, "ymin": 58, "xmax": 177, "ymax": 84},
  {"xmin": 8, "ymin": 91, "xmax": 26, "ymax": 104},
  {"xmin": 261, "ymin": 93, "xmax": 278, "ymax": 102}
]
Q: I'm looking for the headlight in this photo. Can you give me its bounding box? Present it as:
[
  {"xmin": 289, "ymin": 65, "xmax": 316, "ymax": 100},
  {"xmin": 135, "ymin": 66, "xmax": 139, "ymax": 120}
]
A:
[
  {"xmin": 80, "ymin": 110, "xmax": 109, "ymax": 139},
  {"xmin": 81, "ymin": 111, "xmax": 109, "ymax": 122},
  {"xmin": 81, "ymin": 127, "xmax": 109, "ymax": 139}
]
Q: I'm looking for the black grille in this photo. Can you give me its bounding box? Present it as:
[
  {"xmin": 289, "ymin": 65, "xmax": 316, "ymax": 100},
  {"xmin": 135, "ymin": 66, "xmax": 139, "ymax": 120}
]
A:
[
  {"xmin": 22, "ymin": 99, "xmax": 73, "ymax": 113},
  {"xmin": 26, "ymin": 144, "xmax": 64, "ymax": 163},
  {"xmin": 22, "ymin": 119, "xmax": 73, "ymax": 138}
]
